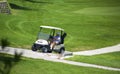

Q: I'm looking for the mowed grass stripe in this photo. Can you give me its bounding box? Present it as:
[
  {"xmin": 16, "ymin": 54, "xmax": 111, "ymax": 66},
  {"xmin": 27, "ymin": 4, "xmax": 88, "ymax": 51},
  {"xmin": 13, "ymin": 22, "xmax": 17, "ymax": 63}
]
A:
[{"xmin": 5, "ymin": 18, "xmax": 28, "ymax": 37}]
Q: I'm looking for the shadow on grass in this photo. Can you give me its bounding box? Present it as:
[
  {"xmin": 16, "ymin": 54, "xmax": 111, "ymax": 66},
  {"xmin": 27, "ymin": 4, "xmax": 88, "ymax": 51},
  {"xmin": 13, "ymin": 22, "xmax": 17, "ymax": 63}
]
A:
[
  {"xmin": 25, "ymin": 0, "xmax": 53, "ymax": 4},
  {"xmin": 1, "ymin": 38, "xmax": 10, "ymax": 50},
  {"xmin": 0, "ymin": 38, "xmax": 22, "ymax": 74},
  {"xmin": 10, "ymin": 3, "xmax": 34, "ymax": 10},
  {"xmin": 0, "ymin": 52, "xmax": 22, "ymax": 74}
]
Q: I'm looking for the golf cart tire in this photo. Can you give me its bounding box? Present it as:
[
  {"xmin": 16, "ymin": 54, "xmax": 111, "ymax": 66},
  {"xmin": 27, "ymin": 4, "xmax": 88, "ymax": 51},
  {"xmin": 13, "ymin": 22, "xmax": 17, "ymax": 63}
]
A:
[
  {"xmin": 41, "ymin": 46, "xmax": 48, "ymax": 53},
  {"xmin": 59, "ymin": 47, "xmax": 65, "ymax": 54},
  {"xmin": 47, "ymin": 50, "xmax": 52, "ymax": 53},
  {"xmin": 32, "ymin": 45, "xmax": 37, "ymax": 51}
]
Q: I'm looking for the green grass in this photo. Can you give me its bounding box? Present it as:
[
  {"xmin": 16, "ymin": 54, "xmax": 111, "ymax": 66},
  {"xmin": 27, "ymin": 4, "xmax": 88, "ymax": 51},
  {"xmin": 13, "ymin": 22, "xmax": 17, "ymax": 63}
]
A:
[
  {"xmin": 66, "ymin": 52, "xmax": 120, "ymax": 68},
  {"xmin": 0, "ymin": 0, "xmax": 120, "ymax": 51},
  {"xmin": 0, "ymin": 54, "xmax": 120, "ymax": 74}
]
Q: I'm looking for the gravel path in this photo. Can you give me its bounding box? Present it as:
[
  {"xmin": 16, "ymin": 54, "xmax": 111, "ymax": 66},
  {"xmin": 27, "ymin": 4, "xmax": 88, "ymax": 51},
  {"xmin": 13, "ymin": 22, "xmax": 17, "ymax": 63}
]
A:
[
  {"xmin": 0, "ymin": 46, "xmax": 120, "ymax": 71},
  {"xmin": 73, "ymin": 44, "xmax": 120, "ymax": 56}
]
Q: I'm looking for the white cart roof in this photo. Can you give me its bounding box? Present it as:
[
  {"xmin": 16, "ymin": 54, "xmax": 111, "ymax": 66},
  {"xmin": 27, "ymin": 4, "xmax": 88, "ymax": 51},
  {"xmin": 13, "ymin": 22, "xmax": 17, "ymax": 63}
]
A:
[{"xmin": 40, "ymin": 26, "xmax": 64, "ymax": 31}]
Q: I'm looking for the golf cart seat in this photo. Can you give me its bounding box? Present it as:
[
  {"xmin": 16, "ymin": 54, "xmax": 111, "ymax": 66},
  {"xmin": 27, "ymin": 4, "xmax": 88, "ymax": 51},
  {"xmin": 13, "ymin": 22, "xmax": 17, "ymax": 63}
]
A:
[
  {"xmin": 52, "ymin": 32, "xmax": 67, "ymax": 45},
  {"xmin": 61, "ymin": 32, "xmax": 67, "ymax": 44}
]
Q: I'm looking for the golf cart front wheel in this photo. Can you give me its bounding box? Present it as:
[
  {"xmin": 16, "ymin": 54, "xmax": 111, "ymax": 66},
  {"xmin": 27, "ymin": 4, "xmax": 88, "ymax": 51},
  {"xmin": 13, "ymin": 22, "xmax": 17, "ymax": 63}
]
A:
[
  {"xmin": 32, "ymin": 45, "xmax": 37, "ymax": 51},
  {"xmin": 41, "ymin": 47, "xmax": 48, "ymax": 53}
]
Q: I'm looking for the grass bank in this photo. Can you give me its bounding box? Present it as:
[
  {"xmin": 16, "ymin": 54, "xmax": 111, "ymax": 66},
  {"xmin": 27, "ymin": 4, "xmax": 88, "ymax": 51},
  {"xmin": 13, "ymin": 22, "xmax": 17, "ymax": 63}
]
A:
[
  {"xmin": 0, "ymin": 53, "xmax": 120, "ymax": 74},
  {"xmin": 66, "ymin": 52, "xmax": 120, "ymax": 68}
]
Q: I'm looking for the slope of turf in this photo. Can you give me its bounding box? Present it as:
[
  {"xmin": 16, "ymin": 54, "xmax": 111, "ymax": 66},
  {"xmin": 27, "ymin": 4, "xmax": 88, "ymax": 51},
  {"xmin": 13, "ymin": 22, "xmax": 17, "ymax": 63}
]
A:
[
  {"xmin": 0, "ymin": 0, "xmax": 120, "ymax": 51},
  {"xmin": 66, "ymin": 52, "xmax": 120, "ymax": 68}
]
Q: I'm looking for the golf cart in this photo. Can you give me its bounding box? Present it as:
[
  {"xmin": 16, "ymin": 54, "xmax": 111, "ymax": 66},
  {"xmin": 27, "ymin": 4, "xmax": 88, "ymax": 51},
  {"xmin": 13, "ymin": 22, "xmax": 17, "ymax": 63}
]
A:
[{"xmin": 32, "ymin": 26, "xmax": 67, "ymax": 54}]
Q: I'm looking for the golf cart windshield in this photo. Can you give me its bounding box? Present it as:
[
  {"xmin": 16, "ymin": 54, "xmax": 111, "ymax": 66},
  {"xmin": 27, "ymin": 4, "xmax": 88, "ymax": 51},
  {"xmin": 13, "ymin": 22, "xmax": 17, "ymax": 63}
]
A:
[
  {"xmin": 37, "ymin": 26, "xmax": 65, "ymax": 40},
  {"xmin": 38, "ymin": 32, "xmax": 50, "ymax": 40}
]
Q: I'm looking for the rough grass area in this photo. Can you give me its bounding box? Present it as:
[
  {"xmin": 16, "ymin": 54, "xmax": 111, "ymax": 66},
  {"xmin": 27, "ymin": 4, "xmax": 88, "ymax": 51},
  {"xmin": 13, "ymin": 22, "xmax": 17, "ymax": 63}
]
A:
[
  {"xmin": 0, "ymin": 0, "xmax": 120, "ymax": 51},
  {"xmin": 0, "ymin": 54, "xmax": 120, "ymax": 74},
  {"xmin": 66, "ymin": 52, "xmax": 120, "ymax": 68}
]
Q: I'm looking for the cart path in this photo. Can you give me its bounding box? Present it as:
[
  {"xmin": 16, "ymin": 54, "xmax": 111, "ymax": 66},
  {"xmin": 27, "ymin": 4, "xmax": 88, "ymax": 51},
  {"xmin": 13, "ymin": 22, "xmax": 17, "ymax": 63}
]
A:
[
  {"xmin": 0, "ymin": 46, "xmax": 120, "ymax": 71},
  {"xmin": 73, "ymin": 44, "xmax": 120, "ymax": 56}
]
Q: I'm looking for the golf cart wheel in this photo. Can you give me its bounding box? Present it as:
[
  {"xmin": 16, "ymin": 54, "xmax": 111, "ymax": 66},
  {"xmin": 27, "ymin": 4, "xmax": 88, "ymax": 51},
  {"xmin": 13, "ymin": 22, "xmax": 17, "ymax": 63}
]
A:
[
  {"xmin": 47, "ymin": 50, "xmax": 52, "ymax": 53},
  {"xmin": 59, "ymin": 47, "xmax": 65, "ymax": 54},
  {"xmin": 32, "ymin": 45, "xmax": 37, "ymax": 51},
  {"xmin": 41, "ymin": 47, "xmax": 48, "ymax": 53}
]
